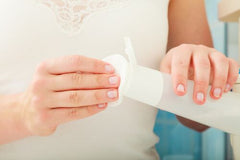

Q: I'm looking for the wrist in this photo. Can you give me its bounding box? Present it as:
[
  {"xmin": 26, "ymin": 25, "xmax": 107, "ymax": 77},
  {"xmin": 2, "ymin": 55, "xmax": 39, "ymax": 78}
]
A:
[
  {"xmin": 15, "ymin": 93, "xmax": 33, "ymax": 137},
  {"xmin": 0, "ymin": 93, "xmax": 32, "ymax": 144}
]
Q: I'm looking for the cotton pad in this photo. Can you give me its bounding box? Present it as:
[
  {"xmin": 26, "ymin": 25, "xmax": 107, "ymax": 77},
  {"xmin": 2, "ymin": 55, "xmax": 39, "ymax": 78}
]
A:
[{"xmin": 103, "ymin": 54, "xmax": 129, "ymax": 106}]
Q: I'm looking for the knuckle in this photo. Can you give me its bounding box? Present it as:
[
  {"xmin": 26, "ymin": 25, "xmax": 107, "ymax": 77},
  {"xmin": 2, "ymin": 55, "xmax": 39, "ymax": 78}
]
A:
[
  {"xmin": 33, "ymin": 77, "xmax": 47, "ymax": 87},
  {"xmin": 71, "ymin": 73, "xmax": 83, "ymax": 85},
  {"xmin": 178, "ymin": 44, "xmax": 193, "ymax": 52},
  {"xmin": 218, "ymin": 55, "xmax": 228, "ymax": 64},
  {"xmin": 35, "ymin": 61, "xmax": 47, "ymax": 74},
  {"xmin": 68, "ymin": 108, "xmax": 80, "ymax": 118},
  {"xmin": 210, "ymin": 52, "xmax": 225, "ymax": 61},
  {"xmin": 167, "ymin": 48, "xmax": 175, "ymax": 55},
  {"xmin": 32, "ymin": 96, "xmax": 44, "ymax": 107},
  {"xmin": 176, "ymin": 60, "xmax": 188, "ymax": 69},
  {"xmin": 195, "ymin": 80, "xmax": 209, "ymax": 87},
  {"xmin": 197, "ymin": 45, "xmax": 208, "ymax": 50},
  {"xmin": 179, "ymin": 43, "xmax": 189, "ymax": 49},
  {"xmin": 197, "ymin": 44, "xmax": 205, "ymax": 48},
  {"xmin": 210, "ymin": 51, "xmax": 218, "ymax": 57},
  {"xmin": 31, "ymin": 77, "xmax": 47, "ymax": 94},
  {"xmin": 69, "ymin": 92, "xmax": 82, "ymax": 104}
]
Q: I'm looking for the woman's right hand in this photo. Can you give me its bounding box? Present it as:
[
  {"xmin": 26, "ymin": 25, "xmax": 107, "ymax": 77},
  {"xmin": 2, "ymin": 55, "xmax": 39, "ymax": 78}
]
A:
[{"xmin": 18, "ymin": 55, "xmax": 120, "ymax": 136}]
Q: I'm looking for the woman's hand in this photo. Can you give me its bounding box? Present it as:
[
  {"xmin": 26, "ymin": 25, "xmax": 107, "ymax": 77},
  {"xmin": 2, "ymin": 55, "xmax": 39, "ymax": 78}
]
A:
[
  {"xmin": 160, "ymin": 44, "xmax": 239, "ymax": 105},
  {"xmin": 18, "ymin": 55, "xmax": 120, "ymax": 136}
]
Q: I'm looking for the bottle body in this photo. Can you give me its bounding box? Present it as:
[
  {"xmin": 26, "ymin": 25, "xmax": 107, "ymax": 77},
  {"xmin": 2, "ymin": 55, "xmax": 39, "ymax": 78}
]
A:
[{"xmin": 124, "ymin": 65, "xmax": 240, "ymax": 135}]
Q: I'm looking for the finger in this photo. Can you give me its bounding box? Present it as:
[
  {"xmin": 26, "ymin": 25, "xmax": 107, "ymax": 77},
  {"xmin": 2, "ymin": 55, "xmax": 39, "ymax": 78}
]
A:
[
  {"xmin": 39, "ymin": 55, "xmax": 115, "ymax": 75},
  {"xmin": 49, "ymin": 89, "xmax": 118, "ymax": 108},
  {"xmin": 193, "ymin": 51, "xmax": 211, "ymax": 105},
  {"xmin": 209, "ymin": 52, "xmax": 229, "ymax": 99},
  {"xmin": 171, "ymin": 47, "xmax": 192, "ymax": 96},
  {"xmin": 160, "ymin": 54, "xmax": 172, "ymax": 73},
  {"xmin": 51, "ymin": 103, "xmax": 107, "ymax": 125},
  {"xmin": 224, "ymin": 58, "xmax": 239, "ymax": 92},
  {"xmin": 49, "ymin": 73, "xmax": 120, "ymax": 91}
]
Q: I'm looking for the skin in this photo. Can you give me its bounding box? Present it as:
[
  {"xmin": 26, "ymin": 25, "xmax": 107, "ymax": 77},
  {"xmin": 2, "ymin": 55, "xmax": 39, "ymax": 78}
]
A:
[
  {"xmin": 0, "ymin": 55, "xmax": 120, "ymax": 144},
  {"xmin": 161, "ymin": 0, "xmax": 239, "ymax": 132},
  {"xmin": 0, "ymin": 0, "xmax": 239, "ymax": 144}
]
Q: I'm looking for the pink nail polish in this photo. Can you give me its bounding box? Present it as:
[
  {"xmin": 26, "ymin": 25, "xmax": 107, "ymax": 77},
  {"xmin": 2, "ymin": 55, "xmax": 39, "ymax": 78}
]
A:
[
  {"xmin": 197, "ymin": 92, "xmax": 204, "ymax": 102},
  {"xmin": 177, "ymin": 84, "xmax": 185, "ymax": 93},
  {"xmin": 109, "ymin": 76, "xmax": 119, "ymax": 85},
  {"xmin": 105, "ymin": 65, "xmax": 114, "ymax": 73},
  {"xmin": 98, "ymin": 104, "xmax": 106, "ymax": 108},
  {"xmin": 107, "ymin": 90, "xmax": 118, "ymax": 99},
  {"xmin": 225, "ymin": 84, "xmax": 231, "ymax": 92},
  {"xmin": 214, "ymin": 88, "xmax": 222, "ymax": 98}
]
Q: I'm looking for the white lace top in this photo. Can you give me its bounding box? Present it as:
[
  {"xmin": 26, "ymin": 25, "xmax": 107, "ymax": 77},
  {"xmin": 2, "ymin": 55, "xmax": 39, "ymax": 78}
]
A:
[
  {"xmin": 0, "ymin": 0, "xmax": 169, "ymax": 159},
  {"xmin": 38, "ymin": 0, "xmax": 129, "ymax": 34}
]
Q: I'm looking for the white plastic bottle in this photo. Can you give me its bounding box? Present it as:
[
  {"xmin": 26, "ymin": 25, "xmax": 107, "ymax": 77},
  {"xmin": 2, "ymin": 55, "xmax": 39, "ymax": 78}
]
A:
[
  {"xmin": 231, "ymin": 78, "xmax": 240, "ymax": 159},
  {"xmin": 104, "ymin": 38, "xmax": 240, "ymax": 135}
]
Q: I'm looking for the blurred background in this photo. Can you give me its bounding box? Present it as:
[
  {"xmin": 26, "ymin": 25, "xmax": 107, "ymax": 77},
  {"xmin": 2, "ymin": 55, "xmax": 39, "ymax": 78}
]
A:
[{"xmin": 153, "ymin": 0, "xmax": 239, "ymax": 160}]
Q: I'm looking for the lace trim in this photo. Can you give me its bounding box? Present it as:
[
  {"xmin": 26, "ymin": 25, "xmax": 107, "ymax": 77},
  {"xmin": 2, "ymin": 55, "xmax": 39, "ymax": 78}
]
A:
[{"xmin": 37, "ymin": 0, "xmax": 129, "ymax": 35}]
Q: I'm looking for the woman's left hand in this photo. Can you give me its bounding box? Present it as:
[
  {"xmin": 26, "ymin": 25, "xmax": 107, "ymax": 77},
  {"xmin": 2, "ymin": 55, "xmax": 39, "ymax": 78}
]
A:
[{"xmin": 160, "ymin": 44, "xmax": 239, "ymax": 105}]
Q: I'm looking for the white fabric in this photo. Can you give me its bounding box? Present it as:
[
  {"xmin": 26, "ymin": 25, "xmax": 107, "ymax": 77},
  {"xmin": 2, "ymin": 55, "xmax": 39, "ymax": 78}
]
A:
[{"xmin": 0, "ymin": 0, "xmax": 169, "ymax": 159}]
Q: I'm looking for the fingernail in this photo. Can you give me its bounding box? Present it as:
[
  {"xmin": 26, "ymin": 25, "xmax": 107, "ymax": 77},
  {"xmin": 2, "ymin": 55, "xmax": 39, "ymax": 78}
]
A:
[
  {"xmin": 177, "ymin": 84, "xmax": 185, "ymax": 93},
  {"xmin": 197, "ymin": 92, "xmax": 204, "ymax": 102},
  {"xmin": 225, "ymin": 84, "xmax": 231, "ymax": 92},
  {"xmin": 107, "ymin": 90, "xmax": 118, "ymax": 99},
  {"xmin": 214, "ymin": 88, "xmax": 222, "ymax": 98},
  {"xmin": 109, "ymin": 76, "xmax": 119, "ymax": 85},
  {"xmin": 98, "ymin": 103, "xmax": 106, "ymax": 108},
  {"xmin": 105, "ymin": 65, "xmax": 114, "ymax": 73}
]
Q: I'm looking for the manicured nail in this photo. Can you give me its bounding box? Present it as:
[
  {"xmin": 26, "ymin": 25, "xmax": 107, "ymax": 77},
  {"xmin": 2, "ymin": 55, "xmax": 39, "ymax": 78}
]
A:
[
  {"xmin": 98, "ymin": 104, "xmax": 106, "ymax": 108},
  {"xmin": 105, "ymin": 65, "xmax": 114, "ymax": 73},
  {"xmin": 197, "ymin": 92, "xmax": 204, "ymax": 102},
  {"xmin": 177, "ymin": 84, "xmax": 185, "ymax": 93},
  {"xmin": 225, "ymin": 84, "xmax": 231, "ymax": 92},
  {"xmin": 107, "ymin": 90, "xmax": 118, "ymax": 98},
  {"xmin": 214, "ymin": 88, "xmax": 222, "ymax": 98},
  {"xmin": 109, "ymin": 76, "xmax": 119, "ymax": 85}
]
